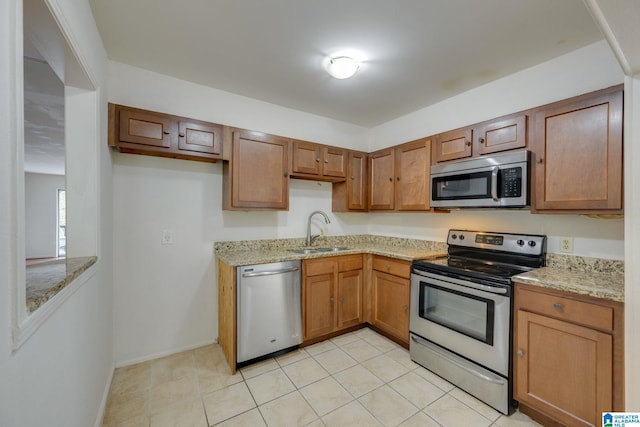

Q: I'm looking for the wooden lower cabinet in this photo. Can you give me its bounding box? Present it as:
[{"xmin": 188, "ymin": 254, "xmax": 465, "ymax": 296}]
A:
[
  {"xmin": 369, "ymin": 256, "xmax": 411, "ymax": 345},
  {"xmin": 303, "ymin": 255, "xmax": 363, "ymax": 341},
  {"xmin": 514, "ymin": 283, "xmax": 624, "ymax": 427}
]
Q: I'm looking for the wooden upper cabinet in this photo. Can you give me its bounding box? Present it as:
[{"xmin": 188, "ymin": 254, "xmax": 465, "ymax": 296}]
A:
[
  {"xmin": 474, "ymin": 114, "xmax": 527, "ymax": 156},
  {"xmin": 332, "ymin": 150, "xmax": 368, "ymax": 212},
  {"xmin": 434, "ymin": 127, "xmax": 472, "ymax": 162},
  {"xmin": 178, "ymin": 120, "xmax": 222, "ymax": 156},
  {"xmin": 291, "ymin": 140, "xmax": 346, "ymax": 181},
  {"xmin": 369, "ymin": 148, "xmax": 395, "ymax": 210},
  {"xmin": 395, "ymin": 138, "xmax": 431, "ymax": 211},
  {"xmin": 118, "ymin": 108, "xmax": 176, "ymax": 148},
  {"xmin": 108, "ymin": 103, "xmax": 223, "ymax": 162},
  {"xmin": 291, "ymin": 140, "xmax": 321, "ymax": 175},
  {"xmin": 532, "ymin": 86, "xmax": 623, "ymax": 213},
  {"xmin": 223, "ymin": 129, "xmax": 290, "ymax": 210}
]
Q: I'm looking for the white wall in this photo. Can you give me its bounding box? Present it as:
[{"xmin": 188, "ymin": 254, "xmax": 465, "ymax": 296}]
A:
[
  {"xmin": 0, "ymin": 1, "xmax": 113, "ymax": 427},
  {"xmin": 366, "ymin": 40, "xmax": 625, "ymax": 260},
  {"xmin": 25, "ymin": 172, "xmax": 65, "ymax": 258},
  {"xmin": 109, "ymin": 63, "xmax": 370, "ymax": 363}
]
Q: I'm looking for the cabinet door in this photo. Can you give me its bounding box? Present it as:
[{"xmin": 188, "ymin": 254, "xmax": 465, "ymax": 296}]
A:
[
  {"xmin": 347, "ymin": 151, "xmax": 367, "ymax": 210},
  {"xmin": 231, "ymin": 130, "xmax": 289, "ymax": 210},
  {"xmin": 337, "ymin": 269, "xmax": 363, "ymax": 330},
  {"xmin": 119, "ymin": 108, "xmax": 177, "ymax": 148},
  {"xmin": 304, "ymin": 273, "xmax": 335, "ymax": 340},
  {"xmin": 292, "ymin": 140, "xmax": 321, "ymax": 175},
  {"xmin": 322, "ymin": 147, "xmax": 347, "ymax": 178},
  {"xmin": 178, "ymin": 120, "xmax": 222, "ymax": 157},
  {"xmin": 371, "ymin": 270, "xmax": 409, "ymax": 343},
  {"xmin": 435, "ymin": 127, "xmax": 472, "ymax": 162},
  {"xmin": 474, "ymin": 114, "xmax": 527, "ymax": 156},
  {"xmin": 395, "ymin": 138, "xmax": 431, "ymax": 211},
  {"xmin": 533, "ymin": 88, "xmax": 623, "ymax": 212},
  {"xmin": 369, "ymin": 149, "xmax": 395, "ymax": 210},
  {"xmin": 515, "ymin": 310, "xmax": 612, "ymax": 426}
]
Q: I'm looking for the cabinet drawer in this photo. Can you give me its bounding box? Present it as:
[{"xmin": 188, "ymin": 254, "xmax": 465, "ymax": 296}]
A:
[
  {"xmin": 517, "ymin": 288, "xmax": 613, "ymax": 331},
  {"xmin": 305, "ymin": 259, "xmax": 337, "ymax": 277},
  {"xmin": 338, "ymin": 255, "xmax": 363, "ymax": 272},
  {"xmin": 372, "ymin": 256, "xmax": 410, "ymax": 279}
]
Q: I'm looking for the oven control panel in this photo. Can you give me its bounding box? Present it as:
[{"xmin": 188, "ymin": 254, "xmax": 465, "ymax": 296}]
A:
[{"xmin": 447, "ymin": 229, "xmax": 545, "ymax": 256}]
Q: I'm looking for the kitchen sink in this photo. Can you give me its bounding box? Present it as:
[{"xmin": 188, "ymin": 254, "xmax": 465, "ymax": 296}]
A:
[{"xmin": 288, "ymin": 246, "xmax": 350, "ymax": 254}]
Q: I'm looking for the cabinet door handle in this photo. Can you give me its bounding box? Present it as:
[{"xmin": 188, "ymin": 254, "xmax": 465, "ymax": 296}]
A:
[
  {"xmin": 324, "ymin": 160, "xmax": 329, "ymax": 163},
  {"xmin": 351, "ymin": 176, "xmax": 355, "ymax": 180},
  {"xmin": 465, "ymin": 140, "xmax": 471, "ymax": 146},
  {"xmin": 163, "ymin": 131, "xmax": 170, "ymax": 135},
  {"xmin": 316, "ymin": 158, "xmax": 320, "ymax": 162},
  {"xmin": 389, "ymin": 177, "xmax": 393, "ymax": 182},
  {"xmin": 178, "ymin": 133, "xmax": 185, "ymax": 138},
  {"xmin": 517, "ymin": 349, "xmax": 524, "ymax": 357},
  {"xmin": 330, "ymin": 297, "xmax": 334, "ymax": 302},
  {"xmin": 402, "ymin": 305, "xmax": 408, "ymax": 311},
  {"xmin": 396, "ymin": 176, "xmax": 400, "ymax": 181},
  {"xmin": 553, "ymin": 303, "xmax": 564, "ymax": 311},
  {"xmin": 284, "ymin": 172, "xmax": 289, "ymax": 178},
  {"xmin": 536, "ymin": 157, "xmax": 544, "ymax": 164},
  {"xmin": 478, "ymin": 137, "xmax": 485, "ymax": 144},
  {"xmin": 339, "ymin": 296, "xmax": 344, "ymax": 303}
]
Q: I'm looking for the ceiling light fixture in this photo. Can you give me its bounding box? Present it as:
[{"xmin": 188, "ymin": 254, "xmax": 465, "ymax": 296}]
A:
[{"xmin": 325, "ymin": 56, "xmax": 360, "ymax": 79}]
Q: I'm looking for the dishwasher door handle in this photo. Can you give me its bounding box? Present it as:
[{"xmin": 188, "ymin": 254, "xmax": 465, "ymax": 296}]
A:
[{"xmin": 241, "ymin": 267, "xmax": 300, "ymax": 278}]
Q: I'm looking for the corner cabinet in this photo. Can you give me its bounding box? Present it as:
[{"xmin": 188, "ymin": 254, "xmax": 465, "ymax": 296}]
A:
[
  {"xmin": 108, "ymin": 103, "xmax": 223, "ymax": 162},
  {"xmin": 369, "ymin": 256, "xmax": 411, "ymax": 346},
  {"xmin": 514, "ymin": 283, "xmax": 624, "ymax": 426},
  {"xmin": 222, "ymin": 129, "xmax": 290, "ymax": 210},
  {"xmin": 332, "ymin": 151, "xmax": 368, "ymax": 211},
  {"xmin": 302, "ymin": 255, "xmax": 364, "ymax": 342},
  {"xmin": 532, "ymin": 86, "xmax": 623, "ymax": 214},
  {"xmin": 368, "ymin": 138, "xmax": 432, "ymax": 212}
]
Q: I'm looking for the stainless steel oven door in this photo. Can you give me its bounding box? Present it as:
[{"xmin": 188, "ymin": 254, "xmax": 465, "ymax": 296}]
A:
[{"xmin": 410, "ymin": 269, "xmax": 510, "ymax": 376}]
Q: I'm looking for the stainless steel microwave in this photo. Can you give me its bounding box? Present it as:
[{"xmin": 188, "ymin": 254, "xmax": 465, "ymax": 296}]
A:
[{"xmin": 430, "ymin": 150, "xmax": 530, "ymax": 208}]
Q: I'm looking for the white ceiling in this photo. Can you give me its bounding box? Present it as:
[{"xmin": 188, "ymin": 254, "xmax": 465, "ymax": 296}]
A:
[{"xmin": 89, "ymin": 0, "xmax": 604, "ymax": 127}]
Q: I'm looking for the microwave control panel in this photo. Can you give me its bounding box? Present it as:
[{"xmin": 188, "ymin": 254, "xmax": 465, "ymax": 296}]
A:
[{"xmin": 500, "ymin": 167, "xmax": 522, "ymax": 197}]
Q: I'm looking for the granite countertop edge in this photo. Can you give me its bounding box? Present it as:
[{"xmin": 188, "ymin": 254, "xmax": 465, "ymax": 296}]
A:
[
  {"xmin": 216, "ymin": 236, "xmax": 625, "ymax": 303},
  {"xmin": 26, "ymin": 256, "xmax": 98, "ymax": 312},
  {"xmin": 513, "ymin": 267, "xmax": 624, "ymax": 303}
]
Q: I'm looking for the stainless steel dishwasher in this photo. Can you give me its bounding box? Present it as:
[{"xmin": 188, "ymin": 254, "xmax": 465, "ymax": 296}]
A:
[{"xmin": 236, "ymin": 260, "xmax": 302, "ymax": 365}]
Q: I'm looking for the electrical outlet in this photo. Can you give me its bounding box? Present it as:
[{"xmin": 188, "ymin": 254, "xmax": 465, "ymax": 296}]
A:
[
  {"xmin": 162, "ymin": 229, "xmax": 173, "ymax": 245},
  {"xmin": 559, "ymin": 237, "xmax": 573, "ymax": 253}
]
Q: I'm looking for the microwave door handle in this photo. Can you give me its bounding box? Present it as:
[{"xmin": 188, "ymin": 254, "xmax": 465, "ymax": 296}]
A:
[{"xmin": 491, "ymin": 166, "xmax": 499, "ymax": 201}]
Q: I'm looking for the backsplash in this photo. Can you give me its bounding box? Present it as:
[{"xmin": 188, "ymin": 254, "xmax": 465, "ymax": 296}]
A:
[
  {"xmin": 545, "ymin": 253, "xmax": 624, "ymax": 274},
  {"xmin": 214, "ymin": 234, "xmax": 448, "ymax": 253}
]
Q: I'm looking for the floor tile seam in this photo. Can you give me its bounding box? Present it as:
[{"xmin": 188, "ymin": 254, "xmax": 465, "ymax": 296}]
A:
[
  {"xmin": 354, "ymin": 386, "xmax": 422, "ymax": 427},
  {"xmin": 427, "ymin": 391, "xmax": 496, "ymax": 425},
  {"xmin": 210, "ymin": 406, "xmax": 256, "ymax": 427},
  {"xmin": 258, "ymin": 389, "xmax": 323, "ymax": 425}
]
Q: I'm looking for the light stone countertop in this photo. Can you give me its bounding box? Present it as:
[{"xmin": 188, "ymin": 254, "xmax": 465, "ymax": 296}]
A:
[
  {"xmin": 216, "ymin": 236, "xmax": 625, "ymax": 303},
  {"xmin": 513, "ymin": 253, "xmax": 624, "ymax": 302},
  {"xmin": 26, "ymin": 256, "xmax": 98, "ymax": 312},
  {"xmin": 215, "ymin": 235, "xmax": 447, "ymax": 266}
]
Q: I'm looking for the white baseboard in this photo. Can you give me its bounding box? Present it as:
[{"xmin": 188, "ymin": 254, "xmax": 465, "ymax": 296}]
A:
[
  {"xmin": 93, "ymin": 361, "xmax": 115, "ymax": 427},
  {"xmin": 114, "ymin": 338, "xmax": 218, "ymax": 368}
]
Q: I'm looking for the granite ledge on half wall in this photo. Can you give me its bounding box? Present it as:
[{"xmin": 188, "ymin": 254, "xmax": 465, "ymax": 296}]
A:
[
  {"xmin": 513, "ymin": 253, "xmax": 624, "ymax": 302},
  {"xmin": 26, "ymin": 256, "xmax": 97, "ymax": 312}
]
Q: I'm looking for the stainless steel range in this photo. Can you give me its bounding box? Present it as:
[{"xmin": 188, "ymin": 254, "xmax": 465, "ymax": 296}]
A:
[{"xmin": 410, "ymin": 229, "xmax": 546, "ymax": 414}]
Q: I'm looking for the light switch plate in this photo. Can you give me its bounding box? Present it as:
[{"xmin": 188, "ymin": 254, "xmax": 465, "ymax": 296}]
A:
[{"xmin": 162, "ymin": 229, "xmax": 173, "ymax": 245}]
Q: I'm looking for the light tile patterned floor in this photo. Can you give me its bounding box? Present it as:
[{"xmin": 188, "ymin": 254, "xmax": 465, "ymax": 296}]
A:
[{"xmin": 102, "ymin": 328, "xmax": 542, "ymax": 427}]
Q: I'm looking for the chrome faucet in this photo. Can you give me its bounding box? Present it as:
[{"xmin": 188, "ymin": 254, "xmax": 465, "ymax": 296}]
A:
[{"xmin": 306, "ymin": 210, "xmax": 330, "ymax": 246}]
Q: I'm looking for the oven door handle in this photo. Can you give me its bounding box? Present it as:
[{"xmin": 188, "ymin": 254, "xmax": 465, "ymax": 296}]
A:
[
  {"xmin": 491, "ymin": 166, "xmax": 499, "ymax": 201},
  {"xmin": 412, "ymin": 270, "xmax": 508, "ymax": 295},
  {"xmin": 411, "ymin": 335, "xmax": 506, "ymax": 385}
]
